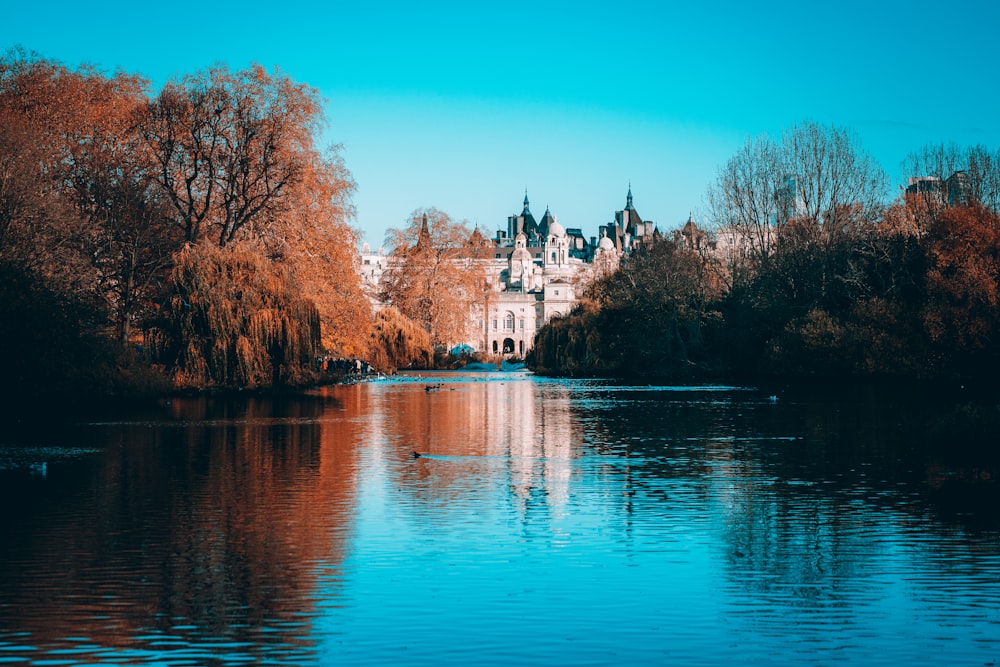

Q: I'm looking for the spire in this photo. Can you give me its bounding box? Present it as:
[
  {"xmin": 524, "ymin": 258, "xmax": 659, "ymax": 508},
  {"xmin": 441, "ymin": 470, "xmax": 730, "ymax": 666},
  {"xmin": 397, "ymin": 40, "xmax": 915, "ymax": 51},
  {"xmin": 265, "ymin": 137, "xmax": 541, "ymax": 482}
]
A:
[
  {"xmin": 626, "ymin": 182, "xmax": 634, "ymax": 210},
  {"xmin": 417, "ymin": 213, "xmax": 430, "ymax": 246},
  {"xmin": 522, "ymin": 189, "xmax": 530, "ymax": 214},
  {"xmin": 537, "ymin": 204, "xmax": 553, "ymax": 236}
]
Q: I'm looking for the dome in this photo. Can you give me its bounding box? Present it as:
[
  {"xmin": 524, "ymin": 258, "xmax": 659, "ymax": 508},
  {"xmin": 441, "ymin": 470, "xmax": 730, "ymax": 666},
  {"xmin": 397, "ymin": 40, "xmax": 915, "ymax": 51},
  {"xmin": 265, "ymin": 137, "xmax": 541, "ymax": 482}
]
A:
[
  {"xmin": 548, "ymin": 220, "xmax": 566, "ymax": 238},
  {"xmin": 599, "ymin": 234, "xmax": 615, "ymax": 251},
  {"xmin": 511, "ymin": 245, "xmax": 532, "ymax": 261}
]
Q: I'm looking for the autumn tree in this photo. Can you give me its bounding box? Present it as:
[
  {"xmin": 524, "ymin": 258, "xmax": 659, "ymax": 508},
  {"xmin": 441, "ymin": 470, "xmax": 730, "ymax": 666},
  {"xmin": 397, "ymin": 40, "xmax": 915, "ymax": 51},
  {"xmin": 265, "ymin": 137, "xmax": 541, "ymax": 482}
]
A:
[
  {"xmin": 601, "ymin": 235, "xmax": 724, "ymax": 375},
  {"xmin": 702, "ymin": 122, "xmax": 892, "ymax": 376},
  {"xmin": 146, "ymin": 243, "xmax": 322, "ymax": 389},
  {"xmin": 56, "ymin": 66, "xmax": 182, "ymax": 343},
  {"xmin": 0, "ymin": 52, "xmax": 96, "ymax": 298},
  {"xmin": 366, "ymin": 306, "xmax": 433, "ymax": 373},
  {"xmin": 379, "ymin": 208, "xmax": 482, "ymax": 350},
  {"xmin": 0, "ymin": 51, "xmax": 367, "ymax": 393},
  {"xmin": 85, "ymin": 144, "xmax": 181, "ymax": 344},
  {"xmin": 706, "ymin": 122, "xmax": 887, "ymax": 299},
  {"xmin": 260, "ymin": 144, "xmax": 372, "ymax": 357},
  {"xmin": 0, "ymin": 50, "xmax": 187, "ymax": 345},
  {"xmin": 0, "ymin": 50, "xmax": 177, "ymax": 399},
  {"xmin": 780, "ymin": 122, "xmax": 887, "ymax": 239},
  {"xmin": 139, "ymin": 62, "xmax": 370, "ymax": 373},
  {"xmin": 767, "ymin": 123, "xmax": 886, "ymax": 308},
  {"xmin": 921, "ymin": 204, "xmax": 1000, "ymax": 375},
  {"xmin": 142, "ymin": 64, "xmax": 322, "ymax": 247},
  {"xmin": 0, "ymin": 105, "xmax": 72, "ymax": 266}
]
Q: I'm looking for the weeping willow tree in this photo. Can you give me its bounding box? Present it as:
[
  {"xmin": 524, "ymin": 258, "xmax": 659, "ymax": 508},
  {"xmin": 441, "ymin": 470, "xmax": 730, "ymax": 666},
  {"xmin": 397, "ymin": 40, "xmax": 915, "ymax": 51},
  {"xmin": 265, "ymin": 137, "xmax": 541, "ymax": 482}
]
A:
[
  {"xmin": 147, "ymin": 242, "xmax": 321, "ymax": 389},
  {"xmin": 528, "ymin": 299, "xmax": 604, "ymax": 376},
  {"xmin": 366, "ymin": 306, "xmax": 433, "ymax": 373}
]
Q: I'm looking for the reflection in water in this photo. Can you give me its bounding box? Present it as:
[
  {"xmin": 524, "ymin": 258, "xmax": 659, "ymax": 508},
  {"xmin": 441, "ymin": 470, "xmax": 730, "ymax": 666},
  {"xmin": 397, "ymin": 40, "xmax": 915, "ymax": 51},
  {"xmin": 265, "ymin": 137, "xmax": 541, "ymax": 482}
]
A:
[
  {"xmin": 0, "ymin": 375, "xmax": 998, "ymax": 665},
  {"xmin": 0, "ymin": 393, "xmax": 361, "ymax": 664},
  {"xmin": 369, "ymin": 374, "xmax": 576, "ymax": 521}
]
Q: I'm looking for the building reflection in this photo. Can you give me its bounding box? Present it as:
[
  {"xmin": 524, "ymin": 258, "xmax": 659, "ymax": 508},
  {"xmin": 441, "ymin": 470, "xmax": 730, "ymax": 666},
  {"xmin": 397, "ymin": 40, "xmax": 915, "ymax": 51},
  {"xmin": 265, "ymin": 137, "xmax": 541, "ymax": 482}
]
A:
[
  {"xmin": 2, "ymin": 379, "xmax": 997, "ymax": 664},
  {"xmin": 356, "ymin": 376, "xmax": 576, "ymax": 523}
]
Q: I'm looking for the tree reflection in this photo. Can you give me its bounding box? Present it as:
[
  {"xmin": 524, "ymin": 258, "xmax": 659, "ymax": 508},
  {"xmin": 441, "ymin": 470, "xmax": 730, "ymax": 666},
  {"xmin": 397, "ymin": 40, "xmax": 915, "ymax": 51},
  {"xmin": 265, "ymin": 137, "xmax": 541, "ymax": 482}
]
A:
[
  {"xmin": 0, "ymin": 392, "xmax": 360, "ymax": 663},
  {"xmin": 1, "ymin": 379, "xmax": 997, "ymax": 664},
  {"xmin": 569, "ymin": 383, "xmax": 999, "ymax": 616}
]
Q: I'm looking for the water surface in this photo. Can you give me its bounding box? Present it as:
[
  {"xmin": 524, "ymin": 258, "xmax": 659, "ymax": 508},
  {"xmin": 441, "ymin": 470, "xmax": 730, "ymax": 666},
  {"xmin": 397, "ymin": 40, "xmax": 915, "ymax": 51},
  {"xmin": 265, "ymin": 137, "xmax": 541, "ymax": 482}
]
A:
[{"xmin": 1, "ymin": 372, "xmax": 998, "ymax": 665}]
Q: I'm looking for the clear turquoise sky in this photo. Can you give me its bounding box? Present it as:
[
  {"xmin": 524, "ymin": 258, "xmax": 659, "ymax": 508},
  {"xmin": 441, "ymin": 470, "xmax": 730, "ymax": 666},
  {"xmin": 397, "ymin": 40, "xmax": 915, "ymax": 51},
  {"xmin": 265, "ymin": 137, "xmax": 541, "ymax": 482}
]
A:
[{"xmin": 4, "ymin": 0, "xmax": 998, "ymax": 247}]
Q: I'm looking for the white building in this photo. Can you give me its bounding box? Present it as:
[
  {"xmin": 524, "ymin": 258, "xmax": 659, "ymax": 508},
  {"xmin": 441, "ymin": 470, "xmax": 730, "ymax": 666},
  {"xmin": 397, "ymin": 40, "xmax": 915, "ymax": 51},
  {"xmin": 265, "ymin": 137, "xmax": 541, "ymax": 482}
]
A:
[{"xmin": 361, "ymin": 190, "xmax": 654, "ymax": 357}]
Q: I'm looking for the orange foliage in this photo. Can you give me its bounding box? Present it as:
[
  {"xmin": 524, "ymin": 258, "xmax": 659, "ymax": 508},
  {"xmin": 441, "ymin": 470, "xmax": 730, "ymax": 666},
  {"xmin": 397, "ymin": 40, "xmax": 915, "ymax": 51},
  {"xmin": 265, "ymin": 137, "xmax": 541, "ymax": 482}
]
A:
[
  {"xmin": 922, "ymin": 205, "xmax": 1000, "ymax": 350},
  {"xmin": 365, "ymin": 306, "xmax": 433, "ymax": 373},
  {"xmin": 147, "ymin": 242, "xmax": 321, "ymax": 389},
  {"xmin": 142, "ymin": 64, "xmax": 324, "ymax": 248},
  {"xmin": 380, "ymin": 208, "xmax": 483, "ymax": 349},
  {"xmin": 270, "ymin": 148, "xmax": 372, "ymax": 356},
  {"xmin": 2, "ymin": 51, "xmax": 370, "ymax": 386}
]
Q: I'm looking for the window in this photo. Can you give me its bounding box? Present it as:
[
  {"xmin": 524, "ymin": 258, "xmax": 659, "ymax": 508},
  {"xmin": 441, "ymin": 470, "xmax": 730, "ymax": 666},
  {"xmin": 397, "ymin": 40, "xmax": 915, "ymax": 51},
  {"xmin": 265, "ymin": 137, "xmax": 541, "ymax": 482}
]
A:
[
  {"xmin": 492, "ymin": 319, "xmax": 497, "ymax": 331},
  {"xmin": 504, "ymin": 312, "xmax": 515, "ymax": 331},
  {"xmin": 554, "ymin": 290, "xmax": 559, "ymax": 296},
  {"xmin": 519, "ymin": 319, "xmax": 525, "ymax": 330}
]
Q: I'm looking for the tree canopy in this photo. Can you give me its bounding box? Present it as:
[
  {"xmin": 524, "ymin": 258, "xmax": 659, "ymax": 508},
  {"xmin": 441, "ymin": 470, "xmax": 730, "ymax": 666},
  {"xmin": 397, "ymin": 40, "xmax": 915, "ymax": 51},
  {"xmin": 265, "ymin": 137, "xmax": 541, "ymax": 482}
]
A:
[
  {"xmin": 0, "ymin": 49, "xmax": 369, "ymax": 397},
  {"xmin": 379, "ymin": 208, "xmax": 483, "ymax": 350},
  {"xmin": 534, "ymin": 124, "xmax": 1000, "ymax": 385}
]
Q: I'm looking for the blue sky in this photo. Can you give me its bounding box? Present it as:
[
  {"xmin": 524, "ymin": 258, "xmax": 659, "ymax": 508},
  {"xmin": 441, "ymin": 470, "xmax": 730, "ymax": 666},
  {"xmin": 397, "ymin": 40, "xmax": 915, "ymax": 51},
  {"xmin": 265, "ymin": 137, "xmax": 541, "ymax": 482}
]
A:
[{"xmin": 4, "ymin": 0, "xmax": 999, "ymax": 247}]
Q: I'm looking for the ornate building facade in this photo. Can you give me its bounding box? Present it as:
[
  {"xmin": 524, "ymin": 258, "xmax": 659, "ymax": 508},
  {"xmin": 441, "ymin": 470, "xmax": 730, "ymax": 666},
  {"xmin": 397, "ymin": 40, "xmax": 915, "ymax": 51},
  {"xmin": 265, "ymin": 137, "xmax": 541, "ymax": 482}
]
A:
[{"xmin": 360, "ymin": 190, "xmax": 655, "ymax": 356}]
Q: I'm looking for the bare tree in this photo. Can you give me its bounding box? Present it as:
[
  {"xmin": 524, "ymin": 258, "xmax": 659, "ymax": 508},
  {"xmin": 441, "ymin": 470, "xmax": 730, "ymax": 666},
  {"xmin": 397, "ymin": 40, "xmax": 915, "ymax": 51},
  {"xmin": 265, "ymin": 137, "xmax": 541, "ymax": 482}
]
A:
[
  {"xmin": 706, "ymin": 122, "xmax": 888, "ymax": 305},
  {"xmin": 142, "ymin": 64, "xmax": 322, "ymax": 247},
  {"xmin": 781, "ymin": 121, "xmax": 887, "ymax": 245},
  {"xmin": 902, "ymin": 143, "xmax": 1000, "ymax": 213},
  {"xmin": 965, "ymin": 145, "xmax": 1000, "ymax": 211},
  {"xmin": 705, "ymin": 133, "xmax": 782, "ymax": 289}
]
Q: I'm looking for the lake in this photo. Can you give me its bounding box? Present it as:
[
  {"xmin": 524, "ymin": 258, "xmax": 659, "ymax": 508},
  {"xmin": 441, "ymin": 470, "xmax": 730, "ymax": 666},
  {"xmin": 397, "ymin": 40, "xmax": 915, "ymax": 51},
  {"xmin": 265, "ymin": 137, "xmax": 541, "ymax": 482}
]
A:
[{"xmin": 1, "ymin": 371, "xmax": 998, "ymax": 665}]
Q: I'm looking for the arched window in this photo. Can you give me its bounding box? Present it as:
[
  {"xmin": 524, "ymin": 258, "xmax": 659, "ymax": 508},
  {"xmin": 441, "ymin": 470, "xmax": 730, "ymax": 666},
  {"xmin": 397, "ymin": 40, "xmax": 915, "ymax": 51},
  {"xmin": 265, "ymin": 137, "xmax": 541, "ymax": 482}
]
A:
[{"xmin": 504, "ymin": 312, "xmax": 515, "ymax": 331}]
